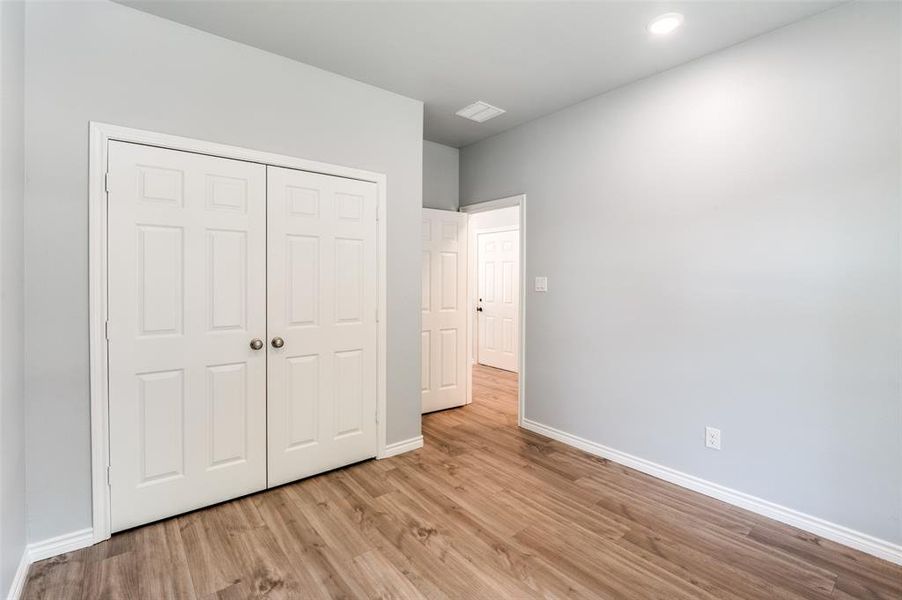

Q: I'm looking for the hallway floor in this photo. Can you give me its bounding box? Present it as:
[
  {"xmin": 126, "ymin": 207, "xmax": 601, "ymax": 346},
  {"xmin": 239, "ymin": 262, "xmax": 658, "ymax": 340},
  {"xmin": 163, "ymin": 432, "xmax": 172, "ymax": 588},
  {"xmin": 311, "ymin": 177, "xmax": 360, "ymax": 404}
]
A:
[{"xmin": 22, "ymin": 365, "xmax": 902, "ymax": 599}]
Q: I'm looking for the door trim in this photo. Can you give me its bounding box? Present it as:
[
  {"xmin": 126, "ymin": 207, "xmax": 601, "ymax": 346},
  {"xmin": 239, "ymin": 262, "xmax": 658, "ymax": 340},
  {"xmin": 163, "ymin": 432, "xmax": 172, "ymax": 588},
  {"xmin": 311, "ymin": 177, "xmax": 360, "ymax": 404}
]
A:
[
  {"xmin": 459, "ymin": 195, "xmax": 526, "ymax": 426},
  {"xmin": 89, "ymin": 122, "xmax": 389, "ymax": 544}
]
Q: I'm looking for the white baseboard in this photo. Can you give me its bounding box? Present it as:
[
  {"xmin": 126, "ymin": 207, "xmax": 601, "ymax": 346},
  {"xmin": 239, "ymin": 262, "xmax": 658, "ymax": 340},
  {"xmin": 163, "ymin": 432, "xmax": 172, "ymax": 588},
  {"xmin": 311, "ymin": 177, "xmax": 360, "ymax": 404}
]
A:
[
  {"xmin": 27, "ymin": 528, "xmax": 94, "ymax": 564},
  {"xmin": 520, "ymin": 418, "xmax": 902, "ymax": 566},
  {"xmin": 380, "ymin": 435, "xmax": 424, "ymax": 459},
  {"xmin": 5, "ymin": 550, "xmax": 30, "ymax": 600}
]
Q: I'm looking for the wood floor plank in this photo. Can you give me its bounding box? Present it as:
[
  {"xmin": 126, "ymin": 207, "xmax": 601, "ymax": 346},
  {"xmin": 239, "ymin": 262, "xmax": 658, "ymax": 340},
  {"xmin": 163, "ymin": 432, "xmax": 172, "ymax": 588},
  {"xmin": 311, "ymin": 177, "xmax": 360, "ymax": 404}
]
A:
[
  {"xmin": 177, "ymin": 504, "xmax": 251, "ymax": 597},
  {"xmin": 129, "ymin": 519, "xmax": 197, "ymax": 599},
  {"xmin": 19, "ymin": 552, "xmax": 87, "ymax": 600},
  {"xmin": 22, "ymin": 364, "xmax": 902, "ymax": 599},
  {"xmin": 616, "ymin": 525, "xmax": 821, "ymax": 600},
  {"xmin": 252, "ymin": 486, "xmax": 366, "ymax": 599}
]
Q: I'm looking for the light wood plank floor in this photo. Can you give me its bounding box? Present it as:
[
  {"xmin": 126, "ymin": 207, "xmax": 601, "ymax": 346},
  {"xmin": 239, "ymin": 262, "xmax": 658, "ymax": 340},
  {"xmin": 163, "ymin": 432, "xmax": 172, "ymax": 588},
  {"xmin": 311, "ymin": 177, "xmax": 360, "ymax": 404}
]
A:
[{"xmin": 23, "ymin": 365, "xmax": 902, "ymax": 599}]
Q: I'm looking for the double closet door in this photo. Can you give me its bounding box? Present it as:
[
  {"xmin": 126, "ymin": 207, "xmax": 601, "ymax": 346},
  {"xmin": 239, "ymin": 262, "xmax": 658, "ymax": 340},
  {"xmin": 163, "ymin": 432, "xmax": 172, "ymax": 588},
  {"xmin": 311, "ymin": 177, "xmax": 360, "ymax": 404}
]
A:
[{"xmin": 107, "ymin": 141, "xmax": 378, "ymax": 532}]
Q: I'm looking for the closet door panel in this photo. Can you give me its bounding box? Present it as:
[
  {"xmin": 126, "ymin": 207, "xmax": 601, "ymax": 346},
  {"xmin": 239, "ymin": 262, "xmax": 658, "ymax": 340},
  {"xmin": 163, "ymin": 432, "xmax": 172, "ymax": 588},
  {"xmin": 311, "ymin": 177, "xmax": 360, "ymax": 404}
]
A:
[
  {"xmin": 107, "ymin": 141, "xmax": 267, "ymax": 532},
  {"xmin": 267, "ymin": 166, "xmax": 378, "ymax": 487}
]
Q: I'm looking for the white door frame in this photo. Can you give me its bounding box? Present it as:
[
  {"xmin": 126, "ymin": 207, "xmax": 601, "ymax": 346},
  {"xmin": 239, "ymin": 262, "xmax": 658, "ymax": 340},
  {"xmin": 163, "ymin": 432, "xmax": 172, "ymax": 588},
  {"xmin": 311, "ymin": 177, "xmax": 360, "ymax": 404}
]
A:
[
  {"xmin": 89, "ymin": 122, "xmax": 389, "ymax": 544},
  {"xmin": 459, "ymin": 195, "xmax": 526, "ymax": 425}
]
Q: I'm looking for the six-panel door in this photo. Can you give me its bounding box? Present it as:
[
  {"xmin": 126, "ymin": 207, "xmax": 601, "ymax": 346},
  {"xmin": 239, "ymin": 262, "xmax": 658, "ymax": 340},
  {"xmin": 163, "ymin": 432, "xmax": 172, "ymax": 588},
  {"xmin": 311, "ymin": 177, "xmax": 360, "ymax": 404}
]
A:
[
  {"xmin": 265, "ymin": 166, "xmax": 379, "ymax": 487},
  {"xmin": 421, "ymin": 209, "xmax": 468, "ymax": 412},
  {"xmin": 107, "ymin": 142, "xmax": 268, "ymax": 532},
  {"xmin": 477, "ymin": 229, "xmax": 520, "ymax": 372},
  {"xmin": 107, "ymin": 143, "xmax": 382, "ymax": 531}
]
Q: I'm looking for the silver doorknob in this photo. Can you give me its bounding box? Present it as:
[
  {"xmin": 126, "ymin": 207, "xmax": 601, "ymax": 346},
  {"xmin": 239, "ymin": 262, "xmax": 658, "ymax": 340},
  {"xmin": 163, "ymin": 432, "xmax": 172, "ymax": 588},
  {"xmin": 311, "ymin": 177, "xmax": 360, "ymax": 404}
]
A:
[
  {"xmin": 271, "ymin": 336, "xmax": 285, "ymax": 349},
  {"xmin": 249, "ymin": 338, "xmax": 264, "ymax": 350}
]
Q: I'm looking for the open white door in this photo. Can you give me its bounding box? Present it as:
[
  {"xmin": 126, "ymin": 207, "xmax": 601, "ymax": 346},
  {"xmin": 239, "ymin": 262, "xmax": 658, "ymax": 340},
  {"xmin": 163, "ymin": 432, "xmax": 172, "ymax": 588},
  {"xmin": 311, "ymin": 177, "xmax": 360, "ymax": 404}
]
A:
[
  {"xmin": 107, "ymin": 141, "xmax": 267, "ymax": 532},
  {"xmin": 266, "ymin": 166, "xmax": 379, "ymax": 487},
  {"xmin": 477, "ymin": 229, "xmax": 520, "ymax": 372},
  {"xmin": 421, "ymin": 209, "xmax": 468, "ymax": 413}
]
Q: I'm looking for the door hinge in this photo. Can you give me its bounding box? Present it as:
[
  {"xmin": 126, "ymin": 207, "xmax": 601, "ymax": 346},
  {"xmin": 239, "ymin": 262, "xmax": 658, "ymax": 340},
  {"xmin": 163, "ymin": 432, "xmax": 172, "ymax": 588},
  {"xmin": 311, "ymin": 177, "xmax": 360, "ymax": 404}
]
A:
[
  {"xmin": 104, "ymin": 172, "xmax": 111, "ymax": 193},
  {"xmin": 106, "ymin": 466, "xmax": 112, "ymax": 487},
  {"xmin": 375, "ymin": 409, "xmax": 379, "ymax": 424},
  {"xmin": 375, "ymin": 309, "xmax": 379, "ymax": 323},
  {"xmin": 104, "ymin": 320, "xmax": 110, "ymax": 340}
]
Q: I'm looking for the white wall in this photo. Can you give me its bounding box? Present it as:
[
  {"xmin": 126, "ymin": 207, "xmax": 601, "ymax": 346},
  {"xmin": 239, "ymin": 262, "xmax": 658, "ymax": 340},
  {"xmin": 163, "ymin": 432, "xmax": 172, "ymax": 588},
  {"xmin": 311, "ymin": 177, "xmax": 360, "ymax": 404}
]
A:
[
  {"xmin": 24, "ymin": 0, "xmax": 423, "ymax": 543},
  {"xmin": 0, "ymin": 0, "xmax": 27, "ymax": 594},
  {"xmin": 423, "ymin": 140, "xmax": 459, "ymax": 210},
  {"xmin": 460, "ymin": 2, "xmax": 901, "ymax": 545}
]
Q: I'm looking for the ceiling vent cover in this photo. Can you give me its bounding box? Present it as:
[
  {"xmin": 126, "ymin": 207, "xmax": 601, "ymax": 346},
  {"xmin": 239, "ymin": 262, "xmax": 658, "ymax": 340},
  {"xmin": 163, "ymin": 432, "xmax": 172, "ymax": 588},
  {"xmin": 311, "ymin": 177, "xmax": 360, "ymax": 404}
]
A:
[{"xmin": 455, "ymin": 101, "xmax": 506, "ymax": 123}]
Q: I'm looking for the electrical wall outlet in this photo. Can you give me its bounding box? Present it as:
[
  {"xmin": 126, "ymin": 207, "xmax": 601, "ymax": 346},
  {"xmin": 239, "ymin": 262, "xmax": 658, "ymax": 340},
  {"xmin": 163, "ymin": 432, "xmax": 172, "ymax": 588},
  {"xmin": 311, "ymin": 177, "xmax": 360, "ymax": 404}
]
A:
[
  {"xmin": 705, "ymin": 426, "xmax": 721, "ymax": 450},
  {"xmin": 534, "ymin": 276, "xmax": 548, "ymax": 292}
]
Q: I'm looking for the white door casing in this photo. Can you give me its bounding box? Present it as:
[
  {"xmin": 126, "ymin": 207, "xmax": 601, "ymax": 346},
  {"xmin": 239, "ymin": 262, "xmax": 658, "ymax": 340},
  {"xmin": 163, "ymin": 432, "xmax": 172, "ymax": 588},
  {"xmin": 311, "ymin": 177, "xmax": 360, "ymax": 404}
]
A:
[
  {"xmin": 421, "ymin": 209, "xmax": 468, "ymax": 413},
  {"xmin": 266, "ymin": 166, "xmax": 379, "ymax": 486},
  {"xmin": 107, "ymin": 141, "xmax": 267, "ymax": 532},
  {"xmin": 91, "ymin": 123, "xmax": 389, "ymax": 544},
  {"xmin": 477, "ymin": 229, "xmax": 520, "ymax": 372}
]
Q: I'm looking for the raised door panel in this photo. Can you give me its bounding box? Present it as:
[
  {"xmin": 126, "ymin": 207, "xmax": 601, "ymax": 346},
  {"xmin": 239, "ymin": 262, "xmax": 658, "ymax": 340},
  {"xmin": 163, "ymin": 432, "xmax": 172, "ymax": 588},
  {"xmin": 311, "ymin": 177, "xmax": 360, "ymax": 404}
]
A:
[
  {"xmin": 285, "ymin": 354, "xmax": 320, "ymax": 450},
  {"xmin": 207, "ymin": 230, "xmax": 247, "ymax": 332},
  {"xmin": 421, "ymin": 331, "xmax": 431, "ymax": 393},
  {"xmin": 421, "ymin": 251, "xmax": 431, "ymax": 313},
  {"xmin": 108, "ymin": 141, "xmax": 267, "ymax": 533},
  {"xmin": 440, "ymin": 252, "xmax": 459, "ymax": 310},
  {"xmin": 136, "ymin": 369, "xmax": 185, "ymax": 484},
  {"xmin": 286, "ymin": 235, "xmax": 319, "ymax": 327},
  {"xmin": 267, "ymin": 166, "xmax": 378, "ymax": 487},
  {"xmin": 440, "ymin": 329, "xmax": 458, "ymax": 389},
  {"xmin": 287, "ymin": 185, "xmax": 320, "ymax": 218},
  {"xmin": 138, "ymin": 166, "xmax": 184, "ymax": 206},
  {"xmin": 483, "ymin": 316, "xmax": 496, "ymax": 351},
  {"xmin": 206, "ymin": 175, "xmax": 248, "ymax": 214},
  {"xmin": 502, "ymin": 261, "xmax": 514, "ymax": 304},
  {"xmin": 137, "ymin": 226, "xmax": 184, "ymax": 336},
  {"xmin": 334, "ymin": 350, "xmax": 364, "ymax": 438},
  {"xmin": 207, "ymin": 362, "xmax": 248, "ymax": 468},
  {"xmin": 335, "ymin": 238, "xmax": 364, "ymax": 323},
  {"xmin": 482, "ymin": 260, "xmax": 495, "ymax": 303}
]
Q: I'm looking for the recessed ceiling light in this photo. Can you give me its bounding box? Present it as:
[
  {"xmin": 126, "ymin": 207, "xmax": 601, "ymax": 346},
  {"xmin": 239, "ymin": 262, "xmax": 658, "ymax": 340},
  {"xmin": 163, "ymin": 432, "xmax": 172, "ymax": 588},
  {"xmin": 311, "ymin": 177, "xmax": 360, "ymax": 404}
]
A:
[
  {"xmin": 456, "ymin": 101, "xmax": 506, "ymax": 123},
  {"xmin": 647, "ymin": 12, "xmax": 684, "ymax": 35}
]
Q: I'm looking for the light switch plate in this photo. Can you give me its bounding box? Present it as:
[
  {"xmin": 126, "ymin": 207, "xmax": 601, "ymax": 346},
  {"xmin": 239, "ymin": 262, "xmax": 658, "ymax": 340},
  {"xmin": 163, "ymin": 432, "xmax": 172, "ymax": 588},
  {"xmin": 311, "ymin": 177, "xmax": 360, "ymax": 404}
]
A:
[{"xmin": 534, "ymin": 276, "xmax": 548, "ymax": 292}]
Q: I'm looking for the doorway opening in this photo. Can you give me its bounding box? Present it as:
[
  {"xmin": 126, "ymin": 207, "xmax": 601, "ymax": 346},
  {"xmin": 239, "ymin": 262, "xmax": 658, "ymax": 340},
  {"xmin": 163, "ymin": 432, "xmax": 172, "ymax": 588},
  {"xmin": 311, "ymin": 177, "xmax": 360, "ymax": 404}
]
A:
[
  {"xmin": 420, "ymin": 195, "xmax": 525, "ymax": 425},
  {"xmin": 463, "ymin": 198, "xmax": 523, "ymax": 423}
]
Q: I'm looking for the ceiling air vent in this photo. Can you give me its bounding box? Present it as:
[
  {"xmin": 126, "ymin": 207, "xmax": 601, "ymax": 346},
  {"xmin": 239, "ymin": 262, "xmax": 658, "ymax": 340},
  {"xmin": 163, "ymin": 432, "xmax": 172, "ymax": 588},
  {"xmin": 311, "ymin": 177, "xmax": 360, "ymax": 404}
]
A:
[{"xmin": 455, "ymin": 101, "xmax": 506, "ymax": 123}]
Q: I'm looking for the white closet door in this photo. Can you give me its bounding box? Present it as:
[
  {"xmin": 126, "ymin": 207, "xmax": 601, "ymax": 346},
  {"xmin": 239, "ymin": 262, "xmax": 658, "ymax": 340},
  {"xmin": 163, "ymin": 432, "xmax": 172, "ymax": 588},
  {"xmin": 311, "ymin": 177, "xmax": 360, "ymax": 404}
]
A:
[
  {"xmin": 477, "ymin": 229, "xmax": 519, "ymax": 372},
  {"xmin": 266, "ymin": 166, "xmax": 379, "ymax": 487},
  {"xmin": 107, "ymin": 141, "xmax": 267, "ymax": 532},
  {"xmin": 421, "ymin": 209, "xmax": 468, "ymax": 413}
]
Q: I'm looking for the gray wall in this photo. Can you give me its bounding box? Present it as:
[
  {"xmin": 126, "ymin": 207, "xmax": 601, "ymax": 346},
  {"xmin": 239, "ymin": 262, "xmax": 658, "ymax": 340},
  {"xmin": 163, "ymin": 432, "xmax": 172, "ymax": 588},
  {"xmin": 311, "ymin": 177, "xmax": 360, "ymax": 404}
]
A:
[
  {"xmin": 1, "ymin": 0, "xmax": 27, "ymax": 593},
  {"xmin": 423, "ymin": 140, "xmax": 459, "ymax": 210},
  {"xmin": 461, "ymin": 1, "xmax": 901, "ymax": 544},
  {"xmin": 25, "ymin": 0, "xmax": 423, "ymax": 542}
]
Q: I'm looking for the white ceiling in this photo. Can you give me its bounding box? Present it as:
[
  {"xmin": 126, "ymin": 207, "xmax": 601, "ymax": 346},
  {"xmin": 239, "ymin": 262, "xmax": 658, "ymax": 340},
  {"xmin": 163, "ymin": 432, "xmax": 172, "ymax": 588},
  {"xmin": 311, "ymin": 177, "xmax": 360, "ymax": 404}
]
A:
[{"xmin": 117, "ymin": 1, "xmax": 840, "ymax": 148}]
